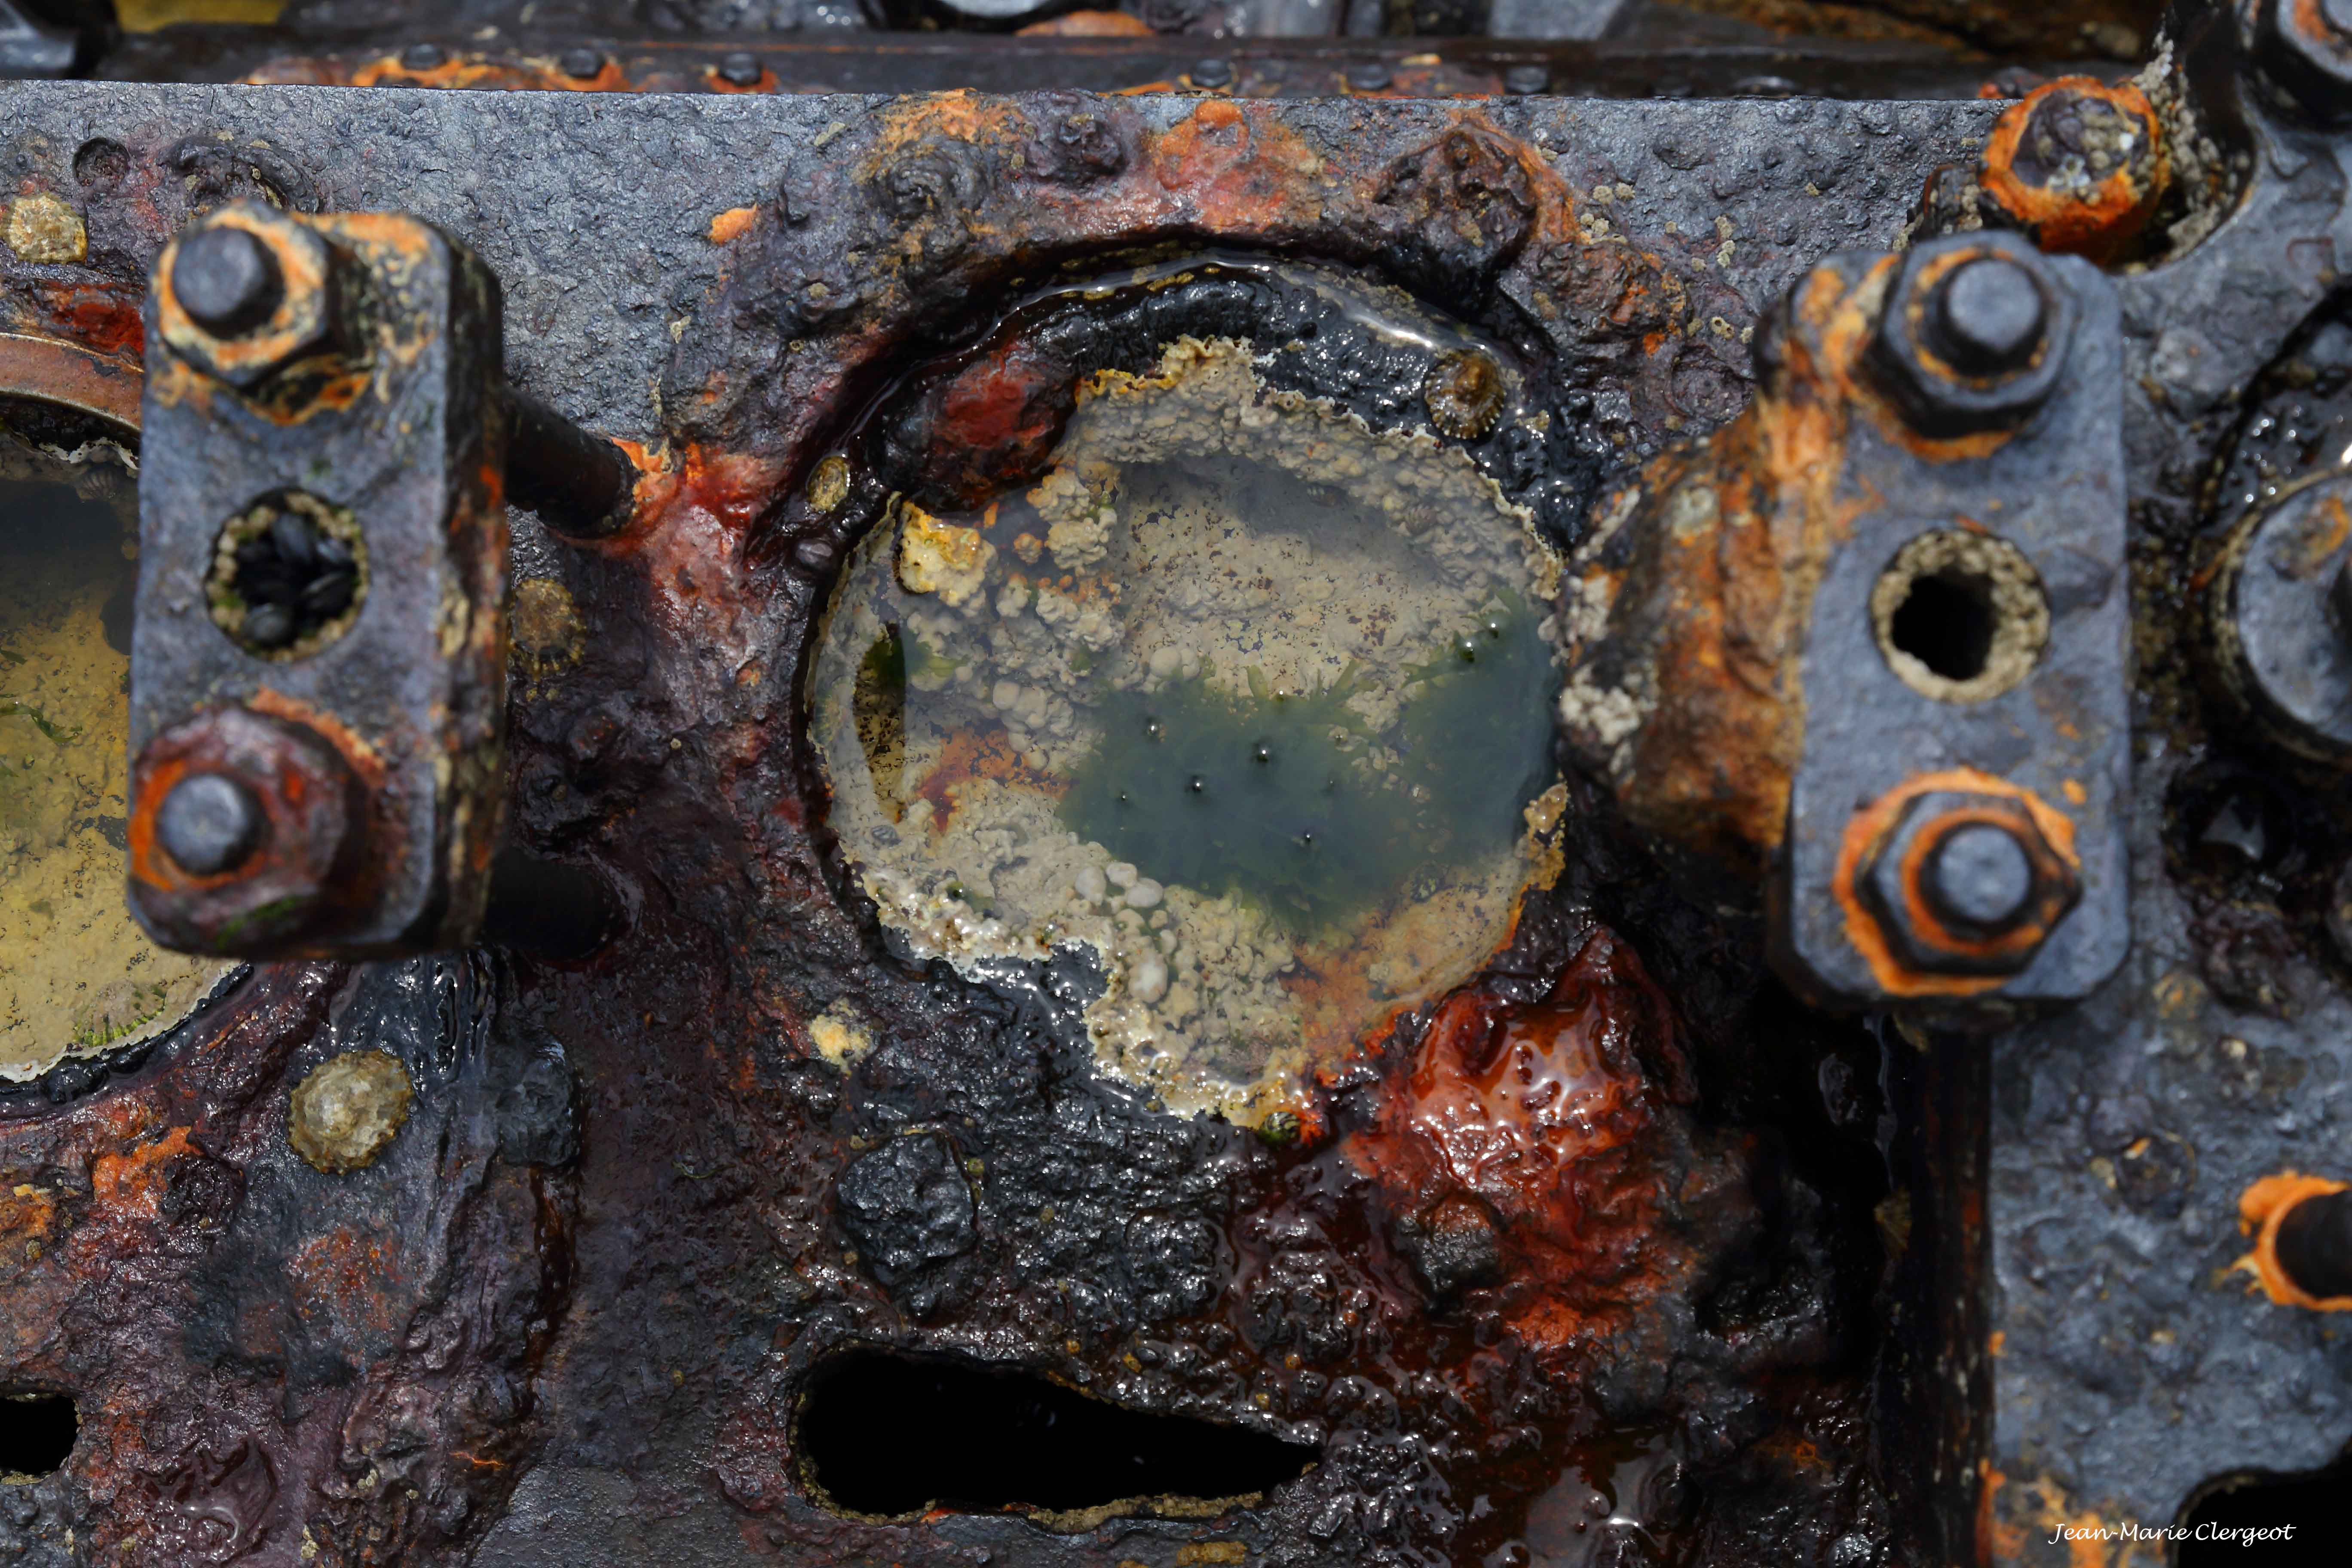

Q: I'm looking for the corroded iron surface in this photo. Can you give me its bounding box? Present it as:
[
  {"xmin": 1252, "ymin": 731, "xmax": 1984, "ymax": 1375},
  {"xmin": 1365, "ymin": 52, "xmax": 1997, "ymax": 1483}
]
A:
[{"xmin": 7, "ymin": 46, "xmax": 2351, "ymax": 1568}]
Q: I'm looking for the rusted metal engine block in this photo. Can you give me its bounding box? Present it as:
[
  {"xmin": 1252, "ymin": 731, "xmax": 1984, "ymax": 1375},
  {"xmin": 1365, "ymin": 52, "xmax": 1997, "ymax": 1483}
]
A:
[{"xmin": 0, "ymin": 2, "xmax": 2349, "ymax": 1564}]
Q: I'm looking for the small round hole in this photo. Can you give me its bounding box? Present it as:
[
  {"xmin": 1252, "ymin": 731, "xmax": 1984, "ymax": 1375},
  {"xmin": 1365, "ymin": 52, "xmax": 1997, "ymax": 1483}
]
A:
[
  {"xmin": 1871, "ymin": 529, "xmax": 2049, "ymax": 703},
  {"xmin": 205, "ymin": 489, "xmax": 367, "ymax": 661},
  {"xmin": 0, "ymin": 1393, "xmax": 76, "ymax": 1480},
  {"xmin": 1888, "ymin": 570, "xmax": 1995, "ymax": 681}
]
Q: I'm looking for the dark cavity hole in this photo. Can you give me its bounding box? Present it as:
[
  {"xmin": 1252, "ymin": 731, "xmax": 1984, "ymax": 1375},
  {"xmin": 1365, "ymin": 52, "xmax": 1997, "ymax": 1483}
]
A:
[
  {"xmin": 0, "ymin": 1395, "xmax": 76, "ymax": 1479},
  {"xmin": 2180, "ymin": 1449, "xmax": 2352, "ymax": 1565},
  {"xmin": 798, "ymin": 1350, "xmax": 1314, "ymax": 1519},
  {"xmin": 1889, "ymin": 570, "xmax": 1995, "ymax": 682}
]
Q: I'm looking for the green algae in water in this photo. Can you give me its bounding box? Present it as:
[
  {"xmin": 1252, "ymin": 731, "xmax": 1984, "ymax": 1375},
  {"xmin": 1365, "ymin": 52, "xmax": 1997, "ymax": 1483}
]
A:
[{"xmin": 1059, "ymin": 598, "xmax": 1556, "ymax": 936}]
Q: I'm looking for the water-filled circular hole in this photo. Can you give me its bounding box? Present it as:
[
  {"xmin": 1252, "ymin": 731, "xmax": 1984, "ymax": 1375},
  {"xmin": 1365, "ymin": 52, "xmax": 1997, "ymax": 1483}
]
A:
[{"xmin": 1870, "ymin": 529, "xmax": 2048, "ymax": 703}]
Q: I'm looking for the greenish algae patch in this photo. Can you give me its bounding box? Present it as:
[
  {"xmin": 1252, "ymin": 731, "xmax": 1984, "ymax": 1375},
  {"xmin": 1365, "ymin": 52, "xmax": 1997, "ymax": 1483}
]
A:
[{"xmin": 808, "ymin": 337, "xmax": 1569, "ymax": 1126}]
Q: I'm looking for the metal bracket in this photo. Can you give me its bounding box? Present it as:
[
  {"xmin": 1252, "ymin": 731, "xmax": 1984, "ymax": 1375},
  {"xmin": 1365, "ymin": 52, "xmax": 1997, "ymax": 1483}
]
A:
[
  {"xmin": 1773, "ymin": 232, "xmax": 2132, "ymax": 1014},
  {"xmin": 129, "ymin": 202, "xmax": 511, "ymax": 958}
]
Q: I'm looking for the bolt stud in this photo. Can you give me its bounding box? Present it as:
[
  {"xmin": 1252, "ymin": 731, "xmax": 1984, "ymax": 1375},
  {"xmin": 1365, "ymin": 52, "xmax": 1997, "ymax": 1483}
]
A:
[
  {"xmin": 156, "ymin": 772, "xmax": 263, "ymax": 877},
  {"xmin": 1932, "ymin": 258, "xmax": 2046, "ymax": 375},
  {"xmin": 172, "ymin": 226, "xmax": 282, "ymax": 339},
  {"xmin": 1926, "ymin": 822, "xmax": 2036, "ymax": 930}
]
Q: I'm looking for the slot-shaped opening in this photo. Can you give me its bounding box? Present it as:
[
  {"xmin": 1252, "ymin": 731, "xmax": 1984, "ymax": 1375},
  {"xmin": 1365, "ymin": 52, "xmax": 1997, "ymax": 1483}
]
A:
[
  {"xmin": 797, "ymin": 1349, "xmax": 1314, "ymax": 1521},
  {"xmin": 0, "ymin": 1394, "xmax": 76, "ymax": 1481}
]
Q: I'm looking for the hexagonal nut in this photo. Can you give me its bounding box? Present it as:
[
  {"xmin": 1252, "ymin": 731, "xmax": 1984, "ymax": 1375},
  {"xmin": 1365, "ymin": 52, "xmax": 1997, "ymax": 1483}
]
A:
[
  {"xmin": 1867, "ymin": 230, "xmax": 2076, "ymax": 437},
  {"xmin": 155, "ymin": 202, "xmax": 336, "ymax": 390},
  {"xmin": 128, "ymin": 705, "xmax": 363, "ymax": 956},
  {"xmin": 1859, "ymin": 790, "xmax": 2081, "ymax": 977},
  {"xmin": 2249, "ymin": 0, "xmax": 2352, "ymax": 122}
]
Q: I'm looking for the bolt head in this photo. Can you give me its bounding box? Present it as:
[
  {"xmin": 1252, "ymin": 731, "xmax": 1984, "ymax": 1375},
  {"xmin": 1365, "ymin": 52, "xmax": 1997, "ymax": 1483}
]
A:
[
  {"xmin": 717, "ymin": 51, "xmax": 762, "ymax": 87},
  {"xmin": 1932, "ymin": 258, "xmax": 2047, "ymax": 374},
  {"xmin": 129, "ymin": 707, "xmax": 359, "ymax": 956},
  {"xmin": 1860, "ymin": 787, "xmax": 2081, "ymax": 977},
  {"xmin": 1923, "ymin": 821, "xmax": 2035, "ymax": 930},
  {"xmin": 170, "ymin": 226, "xmax": 282, "ymax": 339},
  {"xmin": 1869, "ymin": 231, "xmax": 2074, "ymax": 436},
  {"xmin": 157, "ymin": 205, "xmax": 335, "ymax": 391},
  {"xmin": 1504, "ymin": 64, "xmax": 1550, "ymax": 95},
  {"xmin": 155, "ymin": 772, "xmax": 263, "ymax": 877},
  {"xmin": 560, "ymin": 46, "xmax": 604, "ymax": 80},
  {"xmin": 1191, "ymin": 57, "xmax": 1234, "ymax": 89},
  {"xmin": 401, "ymin": 43, "xmax": 446, "ymax": 72},
  {"xmin": 1347, "ymin": 61, "xmax": 1393, "ymax": 91}
]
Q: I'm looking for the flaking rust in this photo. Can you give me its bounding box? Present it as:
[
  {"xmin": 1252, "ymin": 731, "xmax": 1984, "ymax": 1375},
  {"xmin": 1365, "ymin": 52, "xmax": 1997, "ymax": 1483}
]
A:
[{"xmin": 6, "ymin": 61, "xmax": 2304, "ymax": 1568}]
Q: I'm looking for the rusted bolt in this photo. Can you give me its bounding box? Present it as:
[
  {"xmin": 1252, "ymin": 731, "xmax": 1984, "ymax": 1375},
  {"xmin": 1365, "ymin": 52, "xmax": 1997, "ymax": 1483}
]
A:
[
  {"xmin": 171, "ymin": 226, "xmax": 283, "ymax": 339},
  {"xmin": 1859, "ymin": 788, "xmax": 2081, "ymax": 976},
  {"xmin": 1979, "ymin": 77, "xmax": 2167, "ymax": 263},
  {"xmin": 1869, "ymin": 231, "xmax": 2074, "ymax": 436},
  {"xmin": 401, "ymin": 42, "xmax": 446, "ymax": 73},
  {"xmin": 1932, "ymin": 259, "xmax": 2045, "ymax": 375},
  {"xmin": 155, "ymin": 773, "xmax": 263, "ymax": 878},
  {"xmin": 2250, "ymin": 0, "xmax": 2352, "ymax": 122},
  {"xmin": 717, "ymin": 51, "xmax": 762, "ymax": 88},
  {"xmin": 156, "ymin": 204, "xmax": 337, "ymax": 391},
  {"xmin": 128, "ymin": 706, "xmax": 362, "ymax": 956},
  {"xmin": 1923, "ymin": 821, "xmax": 2035, "ymax": 930},
  {"xmin": 1504, "ymin": 64, "xmax": 1550, "ymax": 95},
  {"xmin": 1191, "ymin": 58, "xmax": 1234, "ymax": 90},
  {"xmin": 559, "ymin": 46, "xmax": 604, "ymax": 80},
  {"xmin": 1347, "ymin": 60, "xmax": 1393, "ymax": 92},
  {"xmin": 2275, "ymin": 1187, "xmax": 2352, "ymax": 1301}
]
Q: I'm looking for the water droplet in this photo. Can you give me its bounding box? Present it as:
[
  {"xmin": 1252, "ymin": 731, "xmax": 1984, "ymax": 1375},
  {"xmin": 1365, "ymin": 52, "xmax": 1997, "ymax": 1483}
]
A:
[
  {"xmin": 1144, "ymin": 717, "xmax": 1165, "ymax": 741},
  {"xmin": 1187, "ymin": 775, "xmax": 1206, "ymax": 794},
  {"xmin": 1454, "ymin": 636, "xmax": 1480, "ymax": 663},
  {"xmin": 1252, "ymin": 741, "xmax": 1274, "ymax": 764}
]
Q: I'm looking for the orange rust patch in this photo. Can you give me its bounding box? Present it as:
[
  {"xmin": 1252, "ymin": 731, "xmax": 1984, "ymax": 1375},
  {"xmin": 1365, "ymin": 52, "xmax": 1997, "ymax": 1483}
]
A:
[
  {"xmin": 1347, "ymin": 929, "xmax": 1700, "ymax": 1356},
  {"xmin": 708, "ymin": 206, "xmax": 760, "ymax": 246},
  {"xmin": 1151, "ymin": 100, "xmax": 1332, "ymax": 231},
  {"xmin": 1018, "ymin": 8, "xmax": 1153, "ymax": 33},
  {"xmin": 2234, "ymin": 1170, "xmax": 2352, "ymax": 1311},
  {"xmin": 0, "ymin": 1182, "xmax": 59, "ymax": 1256},
  {"xmin": 913, "ymin": 726, "xmax": 1064, "ymax": 829},
  {"xmin": 1830, "ymin": 767, "xmax": 2079, "ymax": 998},
  {"xmin": 90, "ymin": 1125, "xmax": 194, "ymax": 1216}
]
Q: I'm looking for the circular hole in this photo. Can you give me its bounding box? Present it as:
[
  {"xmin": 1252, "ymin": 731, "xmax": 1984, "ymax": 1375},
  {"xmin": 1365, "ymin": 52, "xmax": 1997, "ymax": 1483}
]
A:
[
  {"xmin": 0, "ymin": 1393, "xmax": 76, "ymax": 1480},
  {"xmin": 1888, "ymin": 570, "xmax": 1995, "ymax": 682},
  {"xmin": 70, "ymin": 138, "xmax": 129, "ymax": 190},
  {"xmin": 1870, "ymin": 529, "xmax": 2049, "ymax": 703},
  {"xmin": 205, "ymin": 490, "xmax": 367, "ymax": 660}
]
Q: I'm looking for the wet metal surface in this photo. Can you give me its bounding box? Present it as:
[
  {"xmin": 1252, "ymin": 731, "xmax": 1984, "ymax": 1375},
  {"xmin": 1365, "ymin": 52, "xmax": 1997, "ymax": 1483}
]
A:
[{"xmin": 3, "ymin": 40, "xmax": 2350, "ymax": 1568}]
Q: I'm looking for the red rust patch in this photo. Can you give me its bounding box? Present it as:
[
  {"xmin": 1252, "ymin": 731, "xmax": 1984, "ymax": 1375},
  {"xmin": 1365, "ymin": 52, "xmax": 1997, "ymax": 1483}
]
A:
[{"xmin": 1348, "ymin": 929, "xmax": 1705, "ymax": 1355}]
